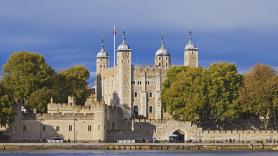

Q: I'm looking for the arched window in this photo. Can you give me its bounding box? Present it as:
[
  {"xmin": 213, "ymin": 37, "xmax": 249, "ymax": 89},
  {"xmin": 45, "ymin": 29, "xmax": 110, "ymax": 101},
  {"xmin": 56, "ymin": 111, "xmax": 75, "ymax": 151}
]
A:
[{"xmin": 149, "ymin": 106, "xmax": 153, "ymax": 113}]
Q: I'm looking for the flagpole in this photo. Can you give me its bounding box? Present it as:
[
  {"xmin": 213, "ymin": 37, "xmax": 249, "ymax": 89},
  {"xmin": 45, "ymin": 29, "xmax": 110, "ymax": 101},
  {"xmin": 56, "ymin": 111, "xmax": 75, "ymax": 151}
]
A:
[{"xmin": 113, "ymin": 25, "xmax": 116, "ymax": 66}]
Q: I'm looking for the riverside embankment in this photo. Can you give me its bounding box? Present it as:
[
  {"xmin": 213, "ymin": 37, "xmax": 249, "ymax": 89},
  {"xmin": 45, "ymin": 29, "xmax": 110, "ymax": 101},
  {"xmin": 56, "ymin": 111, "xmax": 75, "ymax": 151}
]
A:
[{"xmin": 1, "ymin": 143, "xmax": 278, "ymax": 151}]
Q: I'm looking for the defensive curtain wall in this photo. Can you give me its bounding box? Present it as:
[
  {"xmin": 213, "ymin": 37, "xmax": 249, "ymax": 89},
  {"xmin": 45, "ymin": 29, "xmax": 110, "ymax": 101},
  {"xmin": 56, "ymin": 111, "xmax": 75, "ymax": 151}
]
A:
[{"xmin": 6, "ymin": 99, "xmax": 278, "ymax": 143}]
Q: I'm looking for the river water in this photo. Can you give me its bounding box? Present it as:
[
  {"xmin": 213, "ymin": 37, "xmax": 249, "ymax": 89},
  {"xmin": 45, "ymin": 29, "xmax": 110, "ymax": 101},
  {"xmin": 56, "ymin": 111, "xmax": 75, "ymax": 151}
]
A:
[{"xmin": 0, "ymin": 151, "xmax": 278, "ymax": 156}]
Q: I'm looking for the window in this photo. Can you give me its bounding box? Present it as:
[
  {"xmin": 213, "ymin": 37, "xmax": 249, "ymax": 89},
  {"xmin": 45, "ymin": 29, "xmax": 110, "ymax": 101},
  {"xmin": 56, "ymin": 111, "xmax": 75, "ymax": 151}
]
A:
[
  {"xmin": 149, "ymin": 92, "xmax": 152, "ymax": 97},
  {"xmin": 43, "ymin": 125, "xmax": 46, "ymax": 132},
  {"xmin": 56, "ymin": 126, "xmax": 60, "ymax": 131},
  {"xmin": 88, "ymin": 125, "xmax": 92, "ymax": 132},
  {"xmin": 192, "ymin": 51, "xmax": 194, "ymax": 54},
  {"xmin": 159, "ymin": 63, "xmax": 161, "ymax": 66},
  {"xmin": 98, "ymin": 125, "xmax": 101, "ymax": 130},
  {"xmin": 149, "ymin": 106, "xmax": 153, "ymax": 113},
  {"xmin": 112, "ymin": 123, "xmax": 115, "ymax": 130},
  {"xmin": 166, "ymin": 63, "xmax": 168, "ymax": 66},
  {"xmin": 69, "ymin": 125, "xmax": 72, "ymax": 131},
  {"xmin": 134, "ymin": 92, "xmax": 137, "ymax": 97},
  {"xmin": 23, "ymin": 125, "xmax": 27, "ymax": 132},
  {"xmin": 100, "ymin": 65, "xmax": 102, "ymax": 68}
]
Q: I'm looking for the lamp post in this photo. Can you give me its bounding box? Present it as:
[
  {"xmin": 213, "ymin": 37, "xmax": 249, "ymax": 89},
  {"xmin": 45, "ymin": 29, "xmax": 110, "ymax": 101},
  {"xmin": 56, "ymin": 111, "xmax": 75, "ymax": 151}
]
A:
[{"xmin": 39, "ymin": 118, "xmax": 44, "ymax": 142}]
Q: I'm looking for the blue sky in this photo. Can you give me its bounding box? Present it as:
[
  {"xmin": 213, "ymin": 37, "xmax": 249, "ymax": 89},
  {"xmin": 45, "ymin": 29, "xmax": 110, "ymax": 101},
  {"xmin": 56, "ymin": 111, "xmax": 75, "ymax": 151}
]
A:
[{"xmin": 0, "ymin": 0, "xmax": 278, "ymax": 84}]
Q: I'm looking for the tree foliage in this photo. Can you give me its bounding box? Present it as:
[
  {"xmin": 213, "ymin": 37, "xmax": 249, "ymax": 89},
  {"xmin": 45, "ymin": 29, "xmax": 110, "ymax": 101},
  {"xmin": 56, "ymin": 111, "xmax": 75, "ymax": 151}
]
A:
[
  {"xmin": 0, "ymin": 82, "xmax": 14, "ymax": 125},
  {"xmin": 238, "ymin": 64, "xmax": 278, "ymax": 129},
  {"xmin": 2, "ymin": 52, "xmax": 55, "ymax": 102},
  {"xmin": 162, "ymin": 62, "xmax": 242, "ymax": 127},
  {"xmin": 26, "ymin": 88, "xmax": 55, "ymax": 113},
  {"xmin": 207, "ymin": 63, "xmax": 242, "ymax": 125},
  {"xmin": 162, "ymin": 66, "xmax": 207, "ymax": 122},
  {"xmin": 53, "ymin": 65, "xmax": 90, "ymax": 104}
]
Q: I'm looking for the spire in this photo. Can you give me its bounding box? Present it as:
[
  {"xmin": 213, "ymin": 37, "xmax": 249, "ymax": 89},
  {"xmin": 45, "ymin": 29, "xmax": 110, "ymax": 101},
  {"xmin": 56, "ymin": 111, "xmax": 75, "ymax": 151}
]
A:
[
  {"xmin": 122, "ymin": 29, "xmax": 126, "ymax": 43},
  {"xmin": 117, "ymin": 27, "xmax": 130, "ymax": 51},
  {"xmin": 101, "ymin": 34, "xmax": 104, "ymax": 49},
  {"xmin": 188, "ymin": 29, "xmax": 192, "ymax": 44},
  {"xmin": 184, "ymin": 29, "xmax": 196, "ymax": 50},
  {"xmin": 97, "ymin": 35, "xmax": 109, "ymax": 58},
  {"xmin": 160, "ymin": 32, "xmax": 165, "ymax": 49}
]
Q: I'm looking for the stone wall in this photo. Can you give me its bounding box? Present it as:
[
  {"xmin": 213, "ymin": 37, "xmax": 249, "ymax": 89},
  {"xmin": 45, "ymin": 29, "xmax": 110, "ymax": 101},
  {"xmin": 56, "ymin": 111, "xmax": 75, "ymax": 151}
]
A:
[{"xmin": 201, "ymin": 130, "xmax": 278, "ymax": 142}]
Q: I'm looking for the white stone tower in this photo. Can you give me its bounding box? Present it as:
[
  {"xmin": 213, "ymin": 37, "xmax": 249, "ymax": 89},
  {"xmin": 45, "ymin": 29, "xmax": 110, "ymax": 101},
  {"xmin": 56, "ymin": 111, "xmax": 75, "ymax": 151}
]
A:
[
  {"xmin": 96, "ymin": 36, "xmax": 109, "ymax": 101},
  {"xmin": 184, "ymin": 31, "xmax": 198, "ymax": 67},
  {"xmin": 155, "ymin": 33, "xmax": 171, "ymax": 67},
  {"xmin": 116, "ymin": 31, "xmax": 132, "ymax": 119}
]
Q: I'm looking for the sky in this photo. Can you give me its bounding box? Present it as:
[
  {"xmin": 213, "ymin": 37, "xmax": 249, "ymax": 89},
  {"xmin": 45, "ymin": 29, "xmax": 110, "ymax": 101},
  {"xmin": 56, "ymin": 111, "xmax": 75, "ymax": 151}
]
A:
[{"xmin": 0, "ymin": 0, "xmax": 277, "ymax": 84}]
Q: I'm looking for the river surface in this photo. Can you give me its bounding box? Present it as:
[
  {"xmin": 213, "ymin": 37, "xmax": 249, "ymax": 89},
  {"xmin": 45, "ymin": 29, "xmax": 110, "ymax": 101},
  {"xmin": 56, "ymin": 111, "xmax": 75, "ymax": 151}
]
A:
[{"xmin": 0, "ymin": 151, "xmax": 278, "ymax": 156}]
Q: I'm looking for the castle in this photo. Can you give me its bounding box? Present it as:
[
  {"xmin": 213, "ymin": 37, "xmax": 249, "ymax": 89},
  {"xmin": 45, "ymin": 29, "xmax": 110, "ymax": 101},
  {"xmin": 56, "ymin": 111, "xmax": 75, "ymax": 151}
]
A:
[
  {"xmin": 2, "ymin": 31, "xmax": 278, "ymax": 143},
  {"xmin": 95, "ymin": 31, "xmax": 198, "ymax": 120}
]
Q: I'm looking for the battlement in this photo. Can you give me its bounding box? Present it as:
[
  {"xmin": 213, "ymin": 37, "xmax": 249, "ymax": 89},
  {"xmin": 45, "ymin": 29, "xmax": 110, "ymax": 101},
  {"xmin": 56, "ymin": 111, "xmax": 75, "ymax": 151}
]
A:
[
  {"xmin": 202, "ymin": 130, "xmax": 278, "ymax": 134},
  {"xmin": 47, "ymin": 95, "xmax": 107, "ymax": 114},
  {"xmin": 22, "ymin": 112, "xmax": 95, "ymax": 120}
]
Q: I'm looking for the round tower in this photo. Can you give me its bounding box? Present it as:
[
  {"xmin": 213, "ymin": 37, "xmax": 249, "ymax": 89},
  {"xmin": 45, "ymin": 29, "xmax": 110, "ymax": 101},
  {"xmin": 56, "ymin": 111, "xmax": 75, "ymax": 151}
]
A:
[
  {"xmin": 154, "ymin": 33, "xmax": 171, "ymax": 67},
  {"xmin": 116, "ymin": 30, "xmax": 132, "ymax": 119},
  {"xmin": 91, "ymin": 101, "xmax": 107, "ymax": 141},
  {"xmin": 184, "ymin": 30, "xmax": 198, "ymax": 67},
  {"xmin": 96, "ymin": 36, "xmax": 109, "ymax": 101},
  {"xmin": 96, "ymin": 36, "xmax": 109, "ymax": 73}
]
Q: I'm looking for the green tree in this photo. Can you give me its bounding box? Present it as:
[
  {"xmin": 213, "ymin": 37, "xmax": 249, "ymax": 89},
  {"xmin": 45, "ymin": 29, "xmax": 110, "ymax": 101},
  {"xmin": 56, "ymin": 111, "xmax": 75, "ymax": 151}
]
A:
[
  {"xmin": 162, "ymin": 66, "xmax": 207, "ymax": 122},
  {"xmin": 207, "ymin": 63, "xmax": 242, "ymax": 126},
  {"xmin": 2, "ymin": 52, "xmax": 55, "ymax": 103},
  {"xmin": 53, "ymin": 65, "xmax": 90, "ymax": 104},
  {"xmin": 0, "ymin": 82, "xmax": 14, "ymax": 125},
  {"xmin": 26, "ymin": 88, "xmax": 55, "ymax": 113},
  {"xmin": 238, "ymin": 64, "xmax": 278, "ymax": 129}
]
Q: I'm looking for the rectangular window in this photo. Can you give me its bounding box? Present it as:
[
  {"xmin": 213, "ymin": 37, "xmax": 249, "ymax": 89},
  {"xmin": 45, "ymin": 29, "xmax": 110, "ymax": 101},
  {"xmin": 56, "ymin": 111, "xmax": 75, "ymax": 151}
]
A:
[
  {"xmin": 88, "ymin": 125, "xmax": 92, "ymax": 132},
  {"xmin": 69, "ymin": 125, "xmax": 72, "ymax": 131},
  {"xmin": 134, "ymin": 92, "xmax": 137, "ymax": 97},
  {"xmin": 149, "ymin": 106, "xmax": 153, "ymax": 113},
  {"xmin": 149, "ymin": 92, "xmax": 152, "ymax": 97},
  {"xmin": 112, "ymin": 123, "xmax": 115, "ymax": 130},
  {"xmin": 56, "ymin": 126, "xmax": 60, "ymax": 131},
  {"xmin": 23, "ymin": 125, "xmax": 27, "ymax": 132},
  {"xmin": 43, "ymin": 125, "xmax": 46, "ymax": 132}
]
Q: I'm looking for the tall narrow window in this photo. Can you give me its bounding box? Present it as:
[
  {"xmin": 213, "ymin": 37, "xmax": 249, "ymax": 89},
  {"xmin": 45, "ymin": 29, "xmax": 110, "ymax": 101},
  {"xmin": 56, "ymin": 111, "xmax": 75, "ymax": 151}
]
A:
[
  {"xmin": 88, "ymin": 125, "xmax": 92, "ymax": 132},
  {"xmin": 149, "ymin": 92, "xmax": 152, "ymax": 97},
  {"xmin": 159, "ymin": 63, "xmax": 161, "ymax": 66},
  {"xmin": 112, "ymin": 123, "xmax": 115, "ymax": 130},
  {"xmin": 56, "ymin": 126, "xmax": 60, "ymax": 131},
  {"xmin": 69, "ymin": 125, "xmax": 72, "ymax": 131},
  {"xmin": 43, "ymin": 125, "xmax": 46, "ymax": 132},
  {"xmin": 134, "ymin": 92, "xmax": 137, "ymax": 97},
  {"xmin": 23, "ymin": 125, "xmax": 27, "ymax": 132},
  {"xmin": 149, "ymin": 106, "xmax": 153, "ymax": 113}
]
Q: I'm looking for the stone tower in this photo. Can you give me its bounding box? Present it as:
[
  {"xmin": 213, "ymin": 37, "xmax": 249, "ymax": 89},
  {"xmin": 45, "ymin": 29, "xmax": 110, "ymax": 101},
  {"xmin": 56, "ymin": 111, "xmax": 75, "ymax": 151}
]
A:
[
  {"xmin": 96, "ymin": 36, "xmax": 109, "ymax": 101},
  {"xmin": 184, "ymin": 31, "xmax": 198, "ymax": 67},
  {"xmin": 116, "ymin": 31, "xmax": 132, "ymax": 119},
  {"xmin": 155, "ymin": 34, "xmax": 171, "ymax": 67}
]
